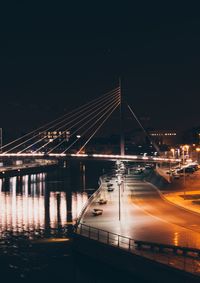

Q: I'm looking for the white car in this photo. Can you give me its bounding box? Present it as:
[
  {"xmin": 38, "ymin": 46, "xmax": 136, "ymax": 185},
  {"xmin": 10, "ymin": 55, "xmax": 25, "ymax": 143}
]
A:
[{"xmin": 92, "ymin": 208, "xmax": 103, "ymax": 216}]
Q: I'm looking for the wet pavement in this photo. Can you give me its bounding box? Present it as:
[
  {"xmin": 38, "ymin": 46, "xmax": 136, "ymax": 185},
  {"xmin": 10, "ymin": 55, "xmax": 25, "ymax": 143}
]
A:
[{"xmin": 80, "ymin": 171, "xmax": 200, "ymax": 275}]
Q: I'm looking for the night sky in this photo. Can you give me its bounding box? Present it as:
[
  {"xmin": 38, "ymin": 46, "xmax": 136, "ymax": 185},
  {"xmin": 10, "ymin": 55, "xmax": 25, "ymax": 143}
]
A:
[{"xmin": 0, "ymin": 2, "xmax": 200, "ymax": 140}]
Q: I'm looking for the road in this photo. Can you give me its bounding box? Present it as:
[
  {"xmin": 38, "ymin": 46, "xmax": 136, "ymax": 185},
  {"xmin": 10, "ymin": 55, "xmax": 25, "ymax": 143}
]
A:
[{"xmin": 82, "ymin": 173, "xmax": 200, "ymax": 249}]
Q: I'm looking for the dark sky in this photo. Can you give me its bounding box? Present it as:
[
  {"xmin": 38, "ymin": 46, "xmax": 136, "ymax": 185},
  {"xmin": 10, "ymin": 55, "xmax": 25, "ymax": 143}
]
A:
[{"xmin": 0, "ymin": 2, "xmax": 200, "ymax": 139}]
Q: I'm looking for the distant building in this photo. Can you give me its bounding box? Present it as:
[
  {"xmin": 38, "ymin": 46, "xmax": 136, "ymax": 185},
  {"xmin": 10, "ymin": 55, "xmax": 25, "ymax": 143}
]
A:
[
  {"xmin": 148, "ymin": 130, "xmax": 179, "ymax": 146},
  {"xmin": 39, "ymin": 131, "xmax": 70, "ymax": 142}
]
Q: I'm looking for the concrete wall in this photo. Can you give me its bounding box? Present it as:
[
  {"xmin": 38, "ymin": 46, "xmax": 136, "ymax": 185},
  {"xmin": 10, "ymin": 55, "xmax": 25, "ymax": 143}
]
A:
[{"xmin": 144, "ymin": 169, "xmax": 170, "ymax": 191}]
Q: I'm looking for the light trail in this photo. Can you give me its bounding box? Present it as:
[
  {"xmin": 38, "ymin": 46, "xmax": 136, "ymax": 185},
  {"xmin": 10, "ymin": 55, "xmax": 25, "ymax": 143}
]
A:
[{"xmin": 0, "ymin": 152, "xmax": 181, "ymax": 163}]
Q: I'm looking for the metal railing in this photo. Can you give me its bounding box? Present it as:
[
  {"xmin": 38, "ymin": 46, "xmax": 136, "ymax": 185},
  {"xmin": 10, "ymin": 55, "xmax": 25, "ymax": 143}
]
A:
[
  {"xmin": 75, "ymin": 175, "xmax": 105, "ymax": 227},
  {"xmin": 75, "ymin": 223, "xmax": 200, "ymax": 276}
]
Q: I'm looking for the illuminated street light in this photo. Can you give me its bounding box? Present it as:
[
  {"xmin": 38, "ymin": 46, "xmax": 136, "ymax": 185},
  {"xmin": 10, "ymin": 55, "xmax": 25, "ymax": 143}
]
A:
[
  {"xmin": 196, "ymin": 147, "xmax": 200, "ymax": 163},
  {"xmin": 0, "ymin": 128, "xmax": 2, "ymax": 153},
  {"xmin": 184, "ymin": 145, "xmax": 190, "ymax": 160},
  {"xmin": 116, "ymin": 160, "xmax": 124, "ymax": 221},
  {"xmin": 170, "ymin": 148, "xmax": 175, "ymax": 158},
  {"xmin": 181, "ymin": 145, "xmax": 189, "ymax": 164},
  {"xmin": 117, "ymin": 175, "xmax": 123, "ymax": 221}
]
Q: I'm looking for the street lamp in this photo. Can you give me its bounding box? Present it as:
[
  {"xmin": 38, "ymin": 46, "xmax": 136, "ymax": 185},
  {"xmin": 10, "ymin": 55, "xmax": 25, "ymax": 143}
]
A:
[
  {"xmin": 116, "ymin": 160, "xmax": 125, "ymax": 221},
  {"xmin": 0, "ymin": 128, "xmax": 2, "ymax": 153},
  {"xmin": 181, "ymin": 146, "xmax": 185, "ymax": 164},
  {"xmin": 118, "ymin": 178, "xmax": 121, "ymax": 221},
  {"xmin": 117, "ymin": 175, "xmax": 123, "ymax": 221},
  {"xmin": 185, "ymin": 145, "xmax": 190, "ymax": 161},
  {"xmin": 170, "ymin": 148, "xmax": 175, "ymax": 158},
  {"xmin": 196, "ymin": 148, "xmax": 200, "ymax": 163}
]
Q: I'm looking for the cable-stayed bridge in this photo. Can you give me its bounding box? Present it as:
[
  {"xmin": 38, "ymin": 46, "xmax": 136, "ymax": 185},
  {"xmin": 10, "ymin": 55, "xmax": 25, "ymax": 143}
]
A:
[{"xmin": 0, "ymin": 86, "xmax": 180, "ymax": 163}]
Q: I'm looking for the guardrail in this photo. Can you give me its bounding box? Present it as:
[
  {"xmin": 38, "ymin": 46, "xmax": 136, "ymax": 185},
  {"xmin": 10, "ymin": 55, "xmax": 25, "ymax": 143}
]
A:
[
  {"xmin": 134, "ymin": 240, "xmax": 200, "ymax": 257},
  {"xmin": 75, "ymin": 223, "xmax": 200, "ymax": 275},
  {"xmin": 75, "ymin": 175, "xmax": 105, "ymax": 227}
]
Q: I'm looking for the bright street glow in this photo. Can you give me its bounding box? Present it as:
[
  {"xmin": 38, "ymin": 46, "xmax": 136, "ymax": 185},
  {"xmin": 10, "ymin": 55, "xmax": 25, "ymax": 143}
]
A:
[{"xmin": 0, "ymin": 152, "xmax": 181, "ymax": 163}]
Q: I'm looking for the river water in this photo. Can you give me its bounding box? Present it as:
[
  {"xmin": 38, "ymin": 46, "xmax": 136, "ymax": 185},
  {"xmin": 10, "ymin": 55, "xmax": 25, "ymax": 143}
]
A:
[
  {"xmin": 0, "ymin": 160, "xmax": 146, "ymax": 283},
  {"xmin": 0, "ymin": 161, "xmax": 111, "ymax": 236}
]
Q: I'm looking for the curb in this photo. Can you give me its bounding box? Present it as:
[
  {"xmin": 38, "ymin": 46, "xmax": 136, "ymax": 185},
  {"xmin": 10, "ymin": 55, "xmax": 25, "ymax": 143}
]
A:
[{"xmin": 145, "ymin": 181, "xmax": 200, "ymax": 217}]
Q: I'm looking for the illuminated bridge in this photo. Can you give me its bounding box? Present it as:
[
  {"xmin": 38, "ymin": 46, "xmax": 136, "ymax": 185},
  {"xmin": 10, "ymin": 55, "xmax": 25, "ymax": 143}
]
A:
[{"xmin": 0, "ymin": 85, "xmax": 180, "ymax": 164}]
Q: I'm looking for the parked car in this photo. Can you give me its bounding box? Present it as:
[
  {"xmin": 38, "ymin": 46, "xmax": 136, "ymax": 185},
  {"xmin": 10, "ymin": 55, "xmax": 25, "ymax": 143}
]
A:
[
  {"xmin": 188, "ymin": 165, "xmax": 198, "ymax": 171},
  {"xmin": 177, "ymin": 167, "xmax": 195, "ymax": 173}
]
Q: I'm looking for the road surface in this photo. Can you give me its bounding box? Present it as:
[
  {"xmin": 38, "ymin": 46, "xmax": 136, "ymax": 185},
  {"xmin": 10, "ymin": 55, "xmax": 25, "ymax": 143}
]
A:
[{"xmin": 82, "ymin": 173, "xmax": 200, "ymax": 249}]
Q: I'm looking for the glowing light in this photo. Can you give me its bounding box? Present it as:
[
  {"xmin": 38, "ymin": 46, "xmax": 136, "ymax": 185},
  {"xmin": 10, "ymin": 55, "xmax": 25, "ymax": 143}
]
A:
[{"xmin": 0, "ymin": 152, "xmax": 181, "ymax": 163}]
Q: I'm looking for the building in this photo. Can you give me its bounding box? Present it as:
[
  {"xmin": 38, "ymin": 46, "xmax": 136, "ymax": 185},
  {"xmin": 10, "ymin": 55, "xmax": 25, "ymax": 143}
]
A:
[
  {"xmin": 39, "ymin": 131, "xmax": 70, "ymax": 142},
  {"xmin": 148, "ymin": 130, "xmax": 179, "ymax": 146}
]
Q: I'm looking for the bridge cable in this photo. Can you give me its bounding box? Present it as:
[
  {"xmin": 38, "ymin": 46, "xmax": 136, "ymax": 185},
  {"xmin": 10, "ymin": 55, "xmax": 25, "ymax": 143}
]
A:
[
  {"xmin": 127, "ymin": 103, "xmax": 161, "ymax": 154},
  {"xmin": 34, "ymin": 95, "xmax": 120, "ymax": 153},
  {"xmin": 77, "ymin": 101, "xmax": 120, "ymax": 154},
  {"xmin": 62, "ymin": 99, "xmax": 120, "ymax": 154},
  {"xmin": 43, "ymin": 97, "xmax": 120, "ymax": 153},
  {"xmin": 2, "ymin": 87, "xmax": 120, "ymax": 151},
  {"xmin": 19, "ymin": 94, "xmax": 120, "ymax": 154},
  {"xmin": 52, "ymin": 99, "xmax": 120, "ymax": 154},
  {"xmin": 5, "ymin": 89, "xmax": 119, "ymax": 153},
  {"xmin": 5, "ymin": 89, "xmax": 120, "ymax": 153}
]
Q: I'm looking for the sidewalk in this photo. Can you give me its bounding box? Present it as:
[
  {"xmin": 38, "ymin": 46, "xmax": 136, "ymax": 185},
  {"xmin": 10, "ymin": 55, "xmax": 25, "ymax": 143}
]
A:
[
  {"xmin": 164, "ymin": 190, "xmax": 200, "ymax": 215},
  {"xmin": 157, "ymin": 167, "xmax": 200, "ymax": 215}
]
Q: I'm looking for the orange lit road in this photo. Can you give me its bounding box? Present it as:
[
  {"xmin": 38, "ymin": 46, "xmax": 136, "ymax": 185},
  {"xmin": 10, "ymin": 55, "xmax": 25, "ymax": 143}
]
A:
[{"xmin": 82, "ymin": 174, "xmax": 200, "ymax": 249}]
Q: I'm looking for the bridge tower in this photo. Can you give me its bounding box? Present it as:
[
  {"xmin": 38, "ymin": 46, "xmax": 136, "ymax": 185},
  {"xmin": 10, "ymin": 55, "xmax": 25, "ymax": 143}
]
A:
[{"xmin": 119, "ymin": 78, "xmax": 125, "ymax": 156}]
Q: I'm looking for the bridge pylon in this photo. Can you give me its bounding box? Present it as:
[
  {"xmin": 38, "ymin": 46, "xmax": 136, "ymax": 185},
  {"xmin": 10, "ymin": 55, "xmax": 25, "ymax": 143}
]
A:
[{"xmin": 119, "ymin": 78, "xmax": 125, "ymax": 156}]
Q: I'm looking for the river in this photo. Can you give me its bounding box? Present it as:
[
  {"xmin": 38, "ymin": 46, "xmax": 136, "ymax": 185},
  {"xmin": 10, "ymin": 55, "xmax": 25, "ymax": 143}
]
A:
[{"xmin": 0, "ymin": 160, "xmax": 146, "ymax": 283}]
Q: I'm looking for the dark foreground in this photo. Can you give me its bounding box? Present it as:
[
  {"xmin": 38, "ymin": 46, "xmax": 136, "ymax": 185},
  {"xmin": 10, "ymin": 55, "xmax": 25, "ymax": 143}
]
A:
[{"xmin": 0, "ymin": 233, "xmax": 146, "ymax": 283}]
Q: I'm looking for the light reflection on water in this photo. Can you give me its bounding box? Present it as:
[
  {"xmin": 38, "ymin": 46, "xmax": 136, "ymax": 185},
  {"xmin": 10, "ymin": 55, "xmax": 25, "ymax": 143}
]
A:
[{"xmin": 0, "ymin": 173, "xmax": 88, "ymax": 234}]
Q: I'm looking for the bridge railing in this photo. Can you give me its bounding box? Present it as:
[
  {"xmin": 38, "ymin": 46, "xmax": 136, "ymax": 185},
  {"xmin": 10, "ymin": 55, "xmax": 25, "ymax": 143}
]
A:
[
  {"xmin": 75, "ymin": 223, "xmax": 200, "ymax": 275},
  {"xmin": 75, "ymin": 175, "xmax": 105, "ymax": 227}
]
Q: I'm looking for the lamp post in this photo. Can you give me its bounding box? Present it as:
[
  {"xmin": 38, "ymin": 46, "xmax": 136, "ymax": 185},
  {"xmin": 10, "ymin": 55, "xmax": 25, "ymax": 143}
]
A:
[
  {"xmin": 0, "ymin": 128, "xmax": 2, "ymax": 153},
  {"xmin": 170, "ymin": 148, "xmax": 175, "ymax": 158},
  {"xmin": 116, "ymin": 160, "xmax": 124, "ymax": 221},
  {"xmin": 196, "ymin": 148, "xmax": 200, "ymax": 163},
  {"xmin": 181, "ymin": 146, "xmax": 185, "ymax": 165},
  {"xmin": 183, "ymin": 166, "xmax": 186, "ymax": 199},
  {"xmin": 185, "ymin": 145, "xmax": 189, "ymax": 161},
  {"xmin": 116, "ymin": 174, "xmax": 122, "ymax": 221},
  {"xmin": 118, "ymin": 179, "xmax": 121, "ymax": 221}
]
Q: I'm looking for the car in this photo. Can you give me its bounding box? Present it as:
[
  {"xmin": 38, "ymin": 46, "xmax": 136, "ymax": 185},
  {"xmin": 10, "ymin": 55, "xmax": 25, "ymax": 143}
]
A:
[
  {"xmin": 173, "ymin": 173, "xmax": 180, "ymax": 179},
  {"xmin": 98, "ymin": 199, "xmax": 107, "ymax": 205},
  {"xmin": 188, "ymin": 165, "xmax": 198, "ymax": 171},
  {"xmin": 92, "ymin": 208, "xmax": 103, "ymax": 216},
  {"xmin": 107, "ymin": 187, "xmax": 114, "ymax": 192},
  {"xmin": 177, "ymin": 167, "xmax": 195, "ymax": 174}
]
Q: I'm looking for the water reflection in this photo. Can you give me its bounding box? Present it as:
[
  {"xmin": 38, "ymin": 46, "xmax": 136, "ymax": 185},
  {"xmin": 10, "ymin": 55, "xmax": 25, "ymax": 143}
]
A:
[{"xmin": 0, "ymin": 173, "xmax": 88, "ymax": 234}]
